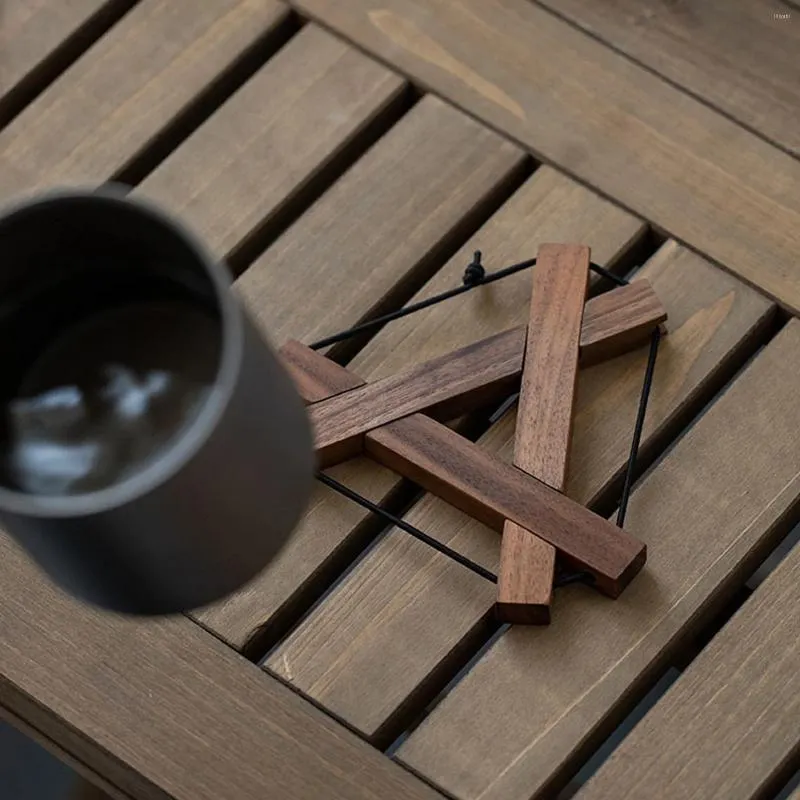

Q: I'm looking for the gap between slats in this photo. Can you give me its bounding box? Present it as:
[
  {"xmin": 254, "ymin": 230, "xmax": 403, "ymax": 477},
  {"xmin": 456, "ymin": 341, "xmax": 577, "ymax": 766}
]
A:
[
  {"xmin": 344, "ymin": 273, "xmax": 783, "ymax": 752},
  {"xmin": 526, "ymin": 0, "xmax": 800, "ymax": 161},
  {"xmin": 111, "ymin": 11, "xmax": 305, "ymax": 187},
  {"xmin": 0, "ymin": 0, "xmax": 141, "ymax": 132},
  {"xmin": 385, "ymin": 314, "xmax": 794, "ymax": 795},
  {"xmin": 238, "ymin": 223, "xmax": 651, "ymax": 666}
]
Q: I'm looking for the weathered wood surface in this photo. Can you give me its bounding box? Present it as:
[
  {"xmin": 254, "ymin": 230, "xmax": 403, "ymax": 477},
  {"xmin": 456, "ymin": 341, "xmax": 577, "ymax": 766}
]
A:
[
  {"xmin": 281, "ymin": 339, "xmax": 365, "ymax": 402},
  {"xmin": 140, "ymin": 24, "xmax": 406, "ymax": 262},
  {"xmin": 198, "ymin": 96, "xmax": 525, "ymax": 649},
  {"xmin": 399, "ymin": 319, "xmax": 800, "ymax": 800},
  {"xmin": 497, "ymin": 243, "xmax": 589, "ymax": 624},
  {"xmin": 290, "ymin": 0, "xmax": 800, "ymax": 312},
  {"xmin": 0, "ymin": 537, "xmax": 443, "ymax": 800},
  {"xmin": 577, "ymin": 536, "xmax": 800, "ymax": 800},
  {"xmin": 0, "ymin": 0, "xmax": 291, "ymax": 201},
  {"xmin": 537, "ymin": 0, "xmax": 800, "ymax": 155},
  {"xmin": 267, "ymin": 240, "xmax": 774, "ymax": 742}
]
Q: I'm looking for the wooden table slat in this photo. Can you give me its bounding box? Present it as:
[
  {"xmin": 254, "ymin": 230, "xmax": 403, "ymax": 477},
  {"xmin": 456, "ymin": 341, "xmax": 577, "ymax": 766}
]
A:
[
  {"xmin": 266, "ymin": 244, "xmax": 775, "ymax": 743},
  {"xmin": 536, "ymin": 0, "xmax": 800, "ymax": 155},
  {"xmin": 575, "ymin": 536, "xmax": 800, "ymax": 800},
  {"xmin": 236, "ymin": 93, "xmax": 526, "ymax": 352},
  {"xmin": 139, "ymin": 23, "xmax": 406, "ymax": 263},
  {"xmin": 398, "ymin": 318, "xmax": 800, "ymax": 800},
  {"xmin": 0, "ymin": 0, "xmax": 290, "ymax": 202},
  {"xmin": 0, "ymin": 538, "xmax": 442, "ymax": 800},
  {"xmin": 290, "ymin": 0, "xmax": 800, "ymax": 312},
  {"xmin": 0, "ymin": 0, "xmax": 133, "ymax": 126},
  {"xmin": 197, "ymin": 95, "xmax": 525, "ymax": 649}
]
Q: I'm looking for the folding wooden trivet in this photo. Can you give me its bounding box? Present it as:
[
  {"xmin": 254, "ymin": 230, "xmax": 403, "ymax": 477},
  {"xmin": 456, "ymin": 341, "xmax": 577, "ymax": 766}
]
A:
[{"xmin": 281, "ymin": 243, "xmax": 667, "ymax": 625}]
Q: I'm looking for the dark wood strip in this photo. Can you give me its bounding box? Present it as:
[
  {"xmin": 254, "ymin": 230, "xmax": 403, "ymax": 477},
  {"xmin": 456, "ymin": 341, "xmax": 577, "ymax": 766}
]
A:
[
  {"xmin": 309, "ymin": 281, "xmax": 665, "ymax": 467},
  {"xmin": 365, "ymin": 413, "xmax": 646, "ymax": 597},
  {"xmin": 497, "ymin": 243, "xmax": 590, "ymax": 624}
]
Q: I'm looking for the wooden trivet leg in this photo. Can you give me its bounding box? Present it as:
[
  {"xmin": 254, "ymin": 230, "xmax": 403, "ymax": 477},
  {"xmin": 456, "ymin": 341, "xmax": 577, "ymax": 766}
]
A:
[{"xmin": 496, "ymin": 243, "xmax": 590, "ymax": 624}]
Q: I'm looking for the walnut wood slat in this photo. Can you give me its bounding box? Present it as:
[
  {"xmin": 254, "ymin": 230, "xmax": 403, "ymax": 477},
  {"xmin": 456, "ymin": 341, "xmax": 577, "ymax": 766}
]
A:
[
  {"xmin": 283, "ymin": 343, "xmax": 646, "ymax": 595},
  {"xmin": 497, "ymin": 243, "xmax": 590, "ymax": 624},
  {"xmin": 201, "ymin": 167, "xmax": 646, "ymax": 650},
  {"xmin": 0, "ymin": 0, "xmax": 290, "ymax": 202},
  {"xmin": 139, "ymin": 24, "xmax": 405, "ymax": 262},
  {"xmin": 289, "ymin": 0, "xmax": 800, "ymax": 312},
  {"xmin": 310, "ymin": 281, "xmax": 665, "ymax": 467},
  {"xmin": 577, "ymin": 536, "xmax": 800, "ymax": 800},
  {"xmin": 0, "ymin": 0, "xmax": 133, "ymax": 127},
  {"xmin": 579, "ymin": 280, "xmax": 667, "ymax": 367},
  {"xmin": 236, "ymin": 94, "xmax": 525, "ymax": 350},
  {"xmin": 0, "ymin": 538, "xmax": 442, "ymax": 800},
  {"xmin": 281, "ymin": 339, "xmax": 365, "ymax": 402},
  {"xmin": 365, "ymin": 414, "xmax": 645, "ymax": 596},
  {"xmin": 196, "ymin": 97, "xmax": 525, "ymax": 649},
  {"xmin": 512, "ymin": 243, "xmax": 589, "ymax": 489},
  {"xmin": 286, "ymin": 280, "xmax": 663, "ymax": 409},
  {"xmin": 538, "ymin": 0, "xmax": 800, "ymax": 155},
  {"xmin": 268, "ymin": 245, "xmax": 774, "ymax": 743},
  {"xmin": 399, "ymin": 324, "xmax": 800, "ymax": 800}
]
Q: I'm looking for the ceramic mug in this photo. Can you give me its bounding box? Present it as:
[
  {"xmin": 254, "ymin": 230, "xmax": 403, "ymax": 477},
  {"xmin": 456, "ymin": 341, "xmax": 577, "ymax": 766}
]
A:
[{"xmin": 0, "ymin": 188, "xmax": 313, "ymax": 613}]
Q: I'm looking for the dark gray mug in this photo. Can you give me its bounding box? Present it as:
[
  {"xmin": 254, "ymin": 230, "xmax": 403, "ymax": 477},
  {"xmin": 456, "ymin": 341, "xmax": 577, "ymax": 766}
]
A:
[{"xmin": 0, "ymin": 189, "xmax": 313, "ymax": 614}]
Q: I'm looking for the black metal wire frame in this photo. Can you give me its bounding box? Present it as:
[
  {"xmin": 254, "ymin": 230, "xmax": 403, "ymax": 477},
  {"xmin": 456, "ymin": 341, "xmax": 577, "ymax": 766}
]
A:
[
  {"xmin": 310, "ymin": 252, "xmax": 661, "ymax": 589},
  {"xmin": 309, "ymin": 253, "xmax": 627, "ymax": 351}
]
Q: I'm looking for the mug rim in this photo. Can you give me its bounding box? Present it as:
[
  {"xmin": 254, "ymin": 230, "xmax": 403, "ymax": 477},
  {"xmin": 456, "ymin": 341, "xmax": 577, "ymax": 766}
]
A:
[{"xmin": 0, "ymin": 186, "xmax": 244, "ymax": 518}]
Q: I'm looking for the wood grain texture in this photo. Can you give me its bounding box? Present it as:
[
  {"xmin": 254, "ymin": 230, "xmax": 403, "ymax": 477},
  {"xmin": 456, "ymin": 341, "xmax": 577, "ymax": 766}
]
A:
[
  {"xmin": 514, "ymin": 243, "xmax": 589, "ymax": 488},
  {"xmin": 365, "ymin": 413, "xmax": 646, "ymax": 597},
  {"xmin": 580, "ymin": 279, "xmax": 667, "ymax": 367},
  {"xmin": 0, "ymin": 538, "xmax": 442, "ymax": 800},
  {"xmin": 139, "ymin": 24, "xmax": 405, "ymax": 260},
  {"xmin": 0, "ymin": 0, "xmax": 126, "ymax": 122},
  {"xmin": 280, "ymin": 340, "xmax": 364, "ymax": 403},
  {"xmin": 577, "ymin": 539, "xmax": 800, "ymax": 800},
  {"xmin": 310, "ymin": 281, "xmax": 664, "ymax": 468},
  {"xmin": 290, "ymin": 0, "xmax": 800, "ymax": 312},
  {"xmin": 538, "ymin": 0, "xmax": 800, "ymax": 155},
  {"xmin": 197, "ymin": 98, "xmax": 524, "ymax": 649},
  {"xmin": 399, "ymin": 322, "xmax": 800, "ymax": 800},
  {"xmin": 236, "ymin": 94, "xmax": 525, "ymax": 349},
  {"xmin": 0, "ymin": 0, "xmax": 289, "ymax": 201},
  {"xmin": 268, "ymin": 243, "xmax": 774, "ymax": 742},
  {"xmin": 497, "ymin": 243, "xmax": 589, "ymax": 624},
  {"xmin": 496, "ymin": 521, "xmax": 556, "ymax": 624}
]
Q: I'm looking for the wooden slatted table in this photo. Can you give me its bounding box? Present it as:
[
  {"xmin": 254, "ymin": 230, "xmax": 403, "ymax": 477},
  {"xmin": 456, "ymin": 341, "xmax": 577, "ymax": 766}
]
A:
[{"xmin": 1, "ymin": 2, "xmax": 798, "ymax": 798}]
